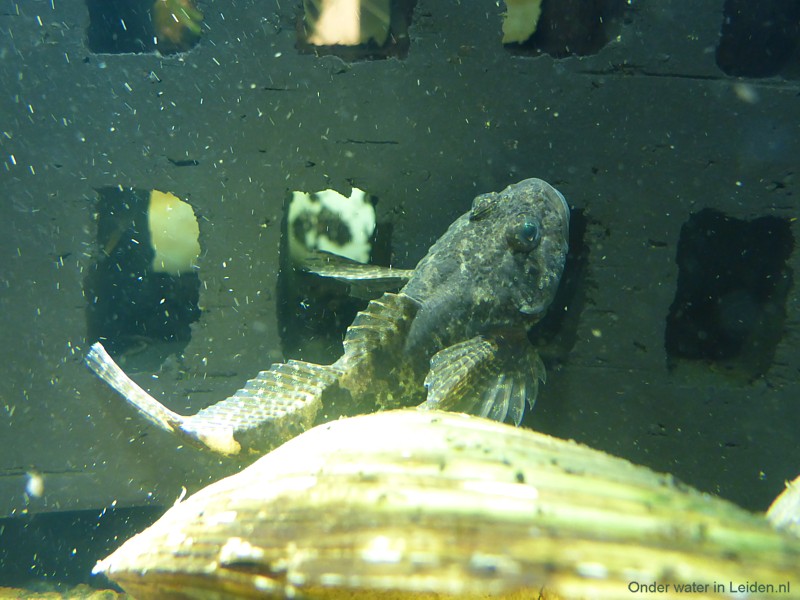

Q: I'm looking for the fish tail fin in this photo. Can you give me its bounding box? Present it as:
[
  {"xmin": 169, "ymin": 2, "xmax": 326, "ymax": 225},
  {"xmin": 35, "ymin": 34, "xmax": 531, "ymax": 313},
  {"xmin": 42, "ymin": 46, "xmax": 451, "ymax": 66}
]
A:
[
  {"xmin": 187, "ymin": 359, "xmax": 337, "ymax": 454},
  {"xmin": 86, "ymin": 343, "xmax": 186, "ymax": 433},
  {"xmin": 85, "ymin": 343, "xmax": 337, "ymax": 456}
]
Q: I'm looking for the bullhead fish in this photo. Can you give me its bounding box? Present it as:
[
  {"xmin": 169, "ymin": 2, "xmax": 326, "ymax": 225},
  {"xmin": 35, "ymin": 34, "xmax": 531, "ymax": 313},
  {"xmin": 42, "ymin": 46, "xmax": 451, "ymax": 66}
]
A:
[{"xmin": 86, "ymin": 178, "xmax": 570, "ymax": 455}]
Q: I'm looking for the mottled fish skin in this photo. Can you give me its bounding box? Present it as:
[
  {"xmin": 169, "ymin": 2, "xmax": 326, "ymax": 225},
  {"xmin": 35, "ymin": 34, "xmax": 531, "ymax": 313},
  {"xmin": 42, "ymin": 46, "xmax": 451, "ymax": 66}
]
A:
[
  {"xmin": 402, "ymin": 178, "xmax": 570, "ymax": 357},
  {"xmin": 86, "ymin": 178, "xmax": 569, "ymax": 456},
  {"xmin": 334, "ymin": 178, "xmax": 569, "ymax": 420}
]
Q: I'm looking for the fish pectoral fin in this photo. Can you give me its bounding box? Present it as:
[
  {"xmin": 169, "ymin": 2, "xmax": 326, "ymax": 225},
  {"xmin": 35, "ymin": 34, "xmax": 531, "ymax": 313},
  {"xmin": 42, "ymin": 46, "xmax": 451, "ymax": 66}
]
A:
[
  {"xmin": 86, "ymin": 343, "xmax": 337, "ymax": 456},
  {"xmin": 472, "ymin": 344, "xmax": 545, "ymax": 426},
  {"xmin": 420, "ymin": 338, "xmax": 545, "ymax": 426},
  {"xmin": 301, "ymin": 250, "xmax": 414, "ymax": 298},
  {"xmin": 421, "ymin": 336, "xmax": 500, "ymax": 411}
]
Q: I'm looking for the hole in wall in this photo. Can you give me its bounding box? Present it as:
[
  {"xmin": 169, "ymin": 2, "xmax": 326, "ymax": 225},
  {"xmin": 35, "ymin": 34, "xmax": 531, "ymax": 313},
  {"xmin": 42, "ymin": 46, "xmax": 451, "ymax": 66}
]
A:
[
  {"xmin": 84, "ymin": 187, "xmax": 202, "ymax": 364},
  {"xmin": 277, "ymin": 187, "xmax": 397, "ymax": 364},
  {"xmin": 86, "ymin": 0, "xmax": 203, "ymax": 55},
  {"xmin": 501, "ymin": 0, "xmax": 627, "ymax": 57},
  {"xmin": 716, "ymin": 0, "xmax": 800, "ymax": 78},
  {"xmin": 296, "ymin": 0, "xmax": 417, "ymax": 60},
  {"xmin": 665, "ymin": 208, "xmax": 793, "ymax": 381}
]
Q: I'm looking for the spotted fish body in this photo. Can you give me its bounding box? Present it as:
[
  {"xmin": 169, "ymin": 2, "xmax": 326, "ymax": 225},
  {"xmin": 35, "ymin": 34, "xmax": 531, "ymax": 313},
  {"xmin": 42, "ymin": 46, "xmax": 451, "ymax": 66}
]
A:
[{"xmin": 86, "ymin": 178, "xmax": 570, "ymax": 456}]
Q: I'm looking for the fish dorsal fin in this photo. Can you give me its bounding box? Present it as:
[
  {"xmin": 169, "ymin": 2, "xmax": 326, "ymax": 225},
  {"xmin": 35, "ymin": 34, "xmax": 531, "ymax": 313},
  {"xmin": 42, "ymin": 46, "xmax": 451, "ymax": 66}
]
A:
[
  {"xmin": 336, "ymin": 292, "xmax": 418, "ymax": 404},
  {"xmin": 420, "ymin": 337, "xmax": 545, "ymax": 426},
  {"xmin": 300, "ymin": 251, "xmax": 414, "ymax": 298},
  {"xmin": 342, "ymin": 292, "xmax": 418, "ymax": 363}
]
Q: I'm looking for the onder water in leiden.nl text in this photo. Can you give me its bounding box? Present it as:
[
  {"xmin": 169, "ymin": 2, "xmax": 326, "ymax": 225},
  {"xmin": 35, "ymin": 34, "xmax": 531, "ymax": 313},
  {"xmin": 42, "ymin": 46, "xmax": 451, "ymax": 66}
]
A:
[{"xmin": 628, "ymin": 581, "xmax": 791, "ymax": 594}]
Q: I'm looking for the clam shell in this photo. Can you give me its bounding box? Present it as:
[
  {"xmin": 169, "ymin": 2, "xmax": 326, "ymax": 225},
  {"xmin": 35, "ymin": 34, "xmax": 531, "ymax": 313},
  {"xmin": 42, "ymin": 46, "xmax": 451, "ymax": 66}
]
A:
[{"xmin": 95, "ymin": 410, "xmax": 799, "ymax": 599}]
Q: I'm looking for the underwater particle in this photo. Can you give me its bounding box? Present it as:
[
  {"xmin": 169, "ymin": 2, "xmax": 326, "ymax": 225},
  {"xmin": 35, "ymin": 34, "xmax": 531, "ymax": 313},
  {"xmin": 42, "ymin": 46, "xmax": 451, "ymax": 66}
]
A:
[
  {"xmin": 152, "ymin": 0, "xmax": 203, "ymax": 52},
  {"xmin": 733, "ymin": 82, "xmax": 759, "ymax": 104},
  {"xmin": 148, "ymin": 190, "xmax": 201, "ymax": 275},
  {"xmin": 25, "ymin": 471, "xmax": 44, "ymax": 498},
  {"xmin": 502, "ymin": 0, "xmax": 542, "ymax": 44}
]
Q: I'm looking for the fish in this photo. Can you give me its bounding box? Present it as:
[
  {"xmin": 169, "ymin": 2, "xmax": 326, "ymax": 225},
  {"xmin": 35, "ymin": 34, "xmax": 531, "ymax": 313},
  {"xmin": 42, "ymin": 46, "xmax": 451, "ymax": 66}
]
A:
[{"xmin": 86, "ymin": 178, "xmax": 570, "ymax": 456}]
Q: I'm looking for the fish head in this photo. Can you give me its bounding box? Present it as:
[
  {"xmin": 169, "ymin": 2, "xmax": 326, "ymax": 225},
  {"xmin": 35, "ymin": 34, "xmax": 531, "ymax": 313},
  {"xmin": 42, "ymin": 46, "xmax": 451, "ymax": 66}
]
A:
[
  {"xmin": 404, "ymin": 178, "xmax": 570, "ymax": 345},
  {"xmin": 479, "ymin": 177, "xmax": 570, "ymax": 321}
]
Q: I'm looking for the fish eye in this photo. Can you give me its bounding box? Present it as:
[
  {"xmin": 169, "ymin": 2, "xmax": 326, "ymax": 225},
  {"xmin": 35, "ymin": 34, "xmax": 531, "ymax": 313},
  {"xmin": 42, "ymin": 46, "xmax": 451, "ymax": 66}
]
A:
[{"xmin": 507, "ymin": 219, "xmax": 541, "ymax": 252}]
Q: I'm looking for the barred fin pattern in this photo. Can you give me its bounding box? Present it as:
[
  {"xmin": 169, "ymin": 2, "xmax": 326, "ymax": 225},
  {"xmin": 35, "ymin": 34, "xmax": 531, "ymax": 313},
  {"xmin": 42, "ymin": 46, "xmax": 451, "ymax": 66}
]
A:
[
  {"xmin": 86, "ymin": 342, "xmax": 339, "ymax": 456},
  {"xmin": 86, "ymin": 343, "xmax": 184, "ymax": 434},
  {"xmin": 302, "ymin": 252, "xmax": 415, "ymax": 285},
  {"xmin": 479, "ymin": 348, "xmax": 545, "ymax": 425},
  {"xmin": 341, "ymin": 292, "xmax": 417, "ymax": 365},
  {"xmin": 423, "ymin": 337, "xmax": 500, "ymax": 411},
  {"xmin": 422, "ymin": 339, "xmax": 545, "ymax": 426},
  {"xmin": 184, "ymin": 360, "xmax": 339, "ymax": 455}
]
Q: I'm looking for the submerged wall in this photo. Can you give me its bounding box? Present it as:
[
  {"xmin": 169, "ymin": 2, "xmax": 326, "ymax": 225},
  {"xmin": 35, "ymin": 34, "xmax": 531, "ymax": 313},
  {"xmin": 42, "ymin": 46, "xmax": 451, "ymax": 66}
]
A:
[{"xmin": 0, "ymin": 0, "xmax": 798, "ymax": 529}]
